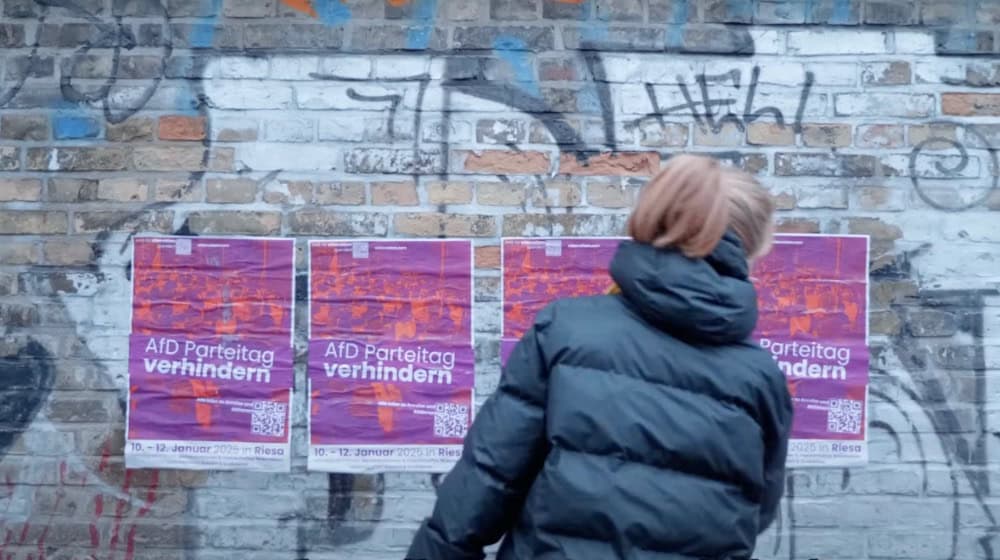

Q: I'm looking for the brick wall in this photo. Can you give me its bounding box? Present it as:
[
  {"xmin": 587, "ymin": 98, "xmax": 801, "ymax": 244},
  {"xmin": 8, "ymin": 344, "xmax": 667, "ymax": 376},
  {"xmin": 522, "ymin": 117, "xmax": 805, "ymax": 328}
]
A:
[{"xmin": 2, "ymin": 0, "xmax": 1000, "ymax": 558}]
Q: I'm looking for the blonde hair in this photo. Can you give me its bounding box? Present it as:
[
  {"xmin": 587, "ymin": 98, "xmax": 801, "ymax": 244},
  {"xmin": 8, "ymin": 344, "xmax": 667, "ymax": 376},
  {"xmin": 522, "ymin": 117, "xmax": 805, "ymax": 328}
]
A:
[{"xmin": 626, "ymin": 154, "xmax": 775, "ymax": 260}]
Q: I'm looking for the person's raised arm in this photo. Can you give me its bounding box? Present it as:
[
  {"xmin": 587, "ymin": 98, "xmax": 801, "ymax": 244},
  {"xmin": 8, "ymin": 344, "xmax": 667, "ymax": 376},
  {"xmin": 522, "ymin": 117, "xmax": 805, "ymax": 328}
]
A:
[{"xmin": 406, "ymin": 306, "xmax": 554, "ymax": 560}]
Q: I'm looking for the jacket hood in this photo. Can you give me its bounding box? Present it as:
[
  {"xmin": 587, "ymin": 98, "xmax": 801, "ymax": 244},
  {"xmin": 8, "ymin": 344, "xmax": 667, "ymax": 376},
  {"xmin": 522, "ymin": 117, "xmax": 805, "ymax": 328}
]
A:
[{"xmin": 609, "ymin": 232, "xmax": 759, "ymax": 344}]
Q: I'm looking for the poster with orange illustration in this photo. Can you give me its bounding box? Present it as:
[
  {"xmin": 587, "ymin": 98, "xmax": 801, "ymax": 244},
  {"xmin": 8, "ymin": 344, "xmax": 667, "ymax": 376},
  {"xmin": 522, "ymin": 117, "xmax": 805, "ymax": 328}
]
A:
[
  {"xmin": 752, "ymin": 234, "xmax": 870, "ymax": 467},
  {"xmin": 501, "ymin": 238, "xmax": 625, "ymax": 365},
  {"xmin": 308, "ymin": 239, "xmax": 474, "ymax": 473},
  {"xmin": 127, "ymin": 236, "xmax": 295, "ymax": 472}
]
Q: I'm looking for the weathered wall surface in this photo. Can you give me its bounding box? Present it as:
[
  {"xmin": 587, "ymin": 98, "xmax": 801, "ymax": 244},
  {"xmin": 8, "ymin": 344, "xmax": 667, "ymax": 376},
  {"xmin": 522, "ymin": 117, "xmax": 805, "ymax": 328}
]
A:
[{"xmin": 1, "ymin": 0, "xmax": 999, "ymax": 558}]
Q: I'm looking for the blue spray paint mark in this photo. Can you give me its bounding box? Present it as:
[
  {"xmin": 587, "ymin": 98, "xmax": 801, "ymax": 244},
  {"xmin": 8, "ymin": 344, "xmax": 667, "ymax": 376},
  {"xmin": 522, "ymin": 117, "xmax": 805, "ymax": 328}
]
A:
[
  {"xmin": 178, "ymin": 0, "xmax": 221, "ymax": 112},
  {"xmin": 666, "ymin": 0, "xmax": 689, "ymax": 51},
  {"xmin": 494, "ymin": 36, "xmax": 540, "ymax": 97},
  {"xmin": 406, "ymin": 0, "xmax": 438, "ymax": 50},
  {"xmin": 580, "ymin": 0, "xmax": 608, "ymax": 44},
  {"xmin": 576, "ymin": 88, "xmax": 601, "ymax": 114},
  {"xmin": 53, "ymin": 114, "xmax": 101, "ymax": 139},
  {"xmin": 830, "ymin": 0, "xmax": 853, "ymax": 24},
  {"xmin": 313, "ymin": 0, "xmax": 352, "ymax": 26},
  {"xmin": 190, "ymin": 0, "xmax": 222, "ymax": 48}
]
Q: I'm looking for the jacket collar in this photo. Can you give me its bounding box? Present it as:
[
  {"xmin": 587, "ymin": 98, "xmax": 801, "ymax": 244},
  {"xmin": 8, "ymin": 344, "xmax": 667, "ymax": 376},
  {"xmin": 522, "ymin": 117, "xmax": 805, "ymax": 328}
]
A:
[{"xmin": 608, "ymin": 232, "xmax": 758, "ymax": 344}]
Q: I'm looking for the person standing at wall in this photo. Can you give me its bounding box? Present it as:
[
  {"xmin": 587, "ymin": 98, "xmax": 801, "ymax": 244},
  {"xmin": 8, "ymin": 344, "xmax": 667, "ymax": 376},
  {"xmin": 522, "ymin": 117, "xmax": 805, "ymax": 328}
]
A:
[{"xmin": 406, "ymin": 154, "xmax": 794, "ymax": 560}]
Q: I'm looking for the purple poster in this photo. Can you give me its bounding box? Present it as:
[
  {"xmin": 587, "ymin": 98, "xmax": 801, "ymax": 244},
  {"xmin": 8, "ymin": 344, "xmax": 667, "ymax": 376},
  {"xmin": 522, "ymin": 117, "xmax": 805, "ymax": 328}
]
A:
[
  {"xmin": 752, "ymin": 234, "xmax": 870, "ymax": 466},
  {"xmin": 127, "ymin": 236, "xmax": 295, "ymax": 472},
  {"xmin": 501, "ymin": 238, "xmax": 625, "ymax": 365},
  {"xmin": 308, "ymin": 240, "xmax": 474, "ymax": 473}
]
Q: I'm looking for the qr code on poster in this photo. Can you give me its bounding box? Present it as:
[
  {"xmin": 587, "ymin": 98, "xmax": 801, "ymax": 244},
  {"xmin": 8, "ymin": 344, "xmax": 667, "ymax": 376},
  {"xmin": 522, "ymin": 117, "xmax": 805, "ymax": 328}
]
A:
[
  {"xmin": 433, "ymin": 403, "xmax": 469, "ymax": 438},
  {"xmin": 251, "ymin": 401, "xmax": 287, "ymax": 437},
  {"xmin": 827, "ymin": 398, "xmax": 863, "ymax": 434}
]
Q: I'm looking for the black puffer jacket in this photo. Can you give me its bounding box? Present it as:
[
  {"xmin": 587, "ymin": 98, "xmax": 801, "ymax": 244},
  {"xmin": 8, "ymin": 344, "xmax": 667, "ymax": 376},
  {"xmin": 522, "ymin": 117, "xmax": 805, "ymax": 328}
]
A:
[{"xmin": 408, "ymin": 233, "xmax": 794, "ymax": 560}]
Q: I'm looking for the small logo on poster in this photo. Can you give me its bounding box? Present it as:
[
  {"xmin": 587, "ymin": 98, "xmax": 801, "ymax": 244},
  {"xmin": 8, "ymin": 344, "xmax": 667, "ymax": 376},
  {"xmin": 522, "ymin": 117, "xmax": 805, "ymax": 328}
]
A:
[
  {"xmin": 544, "ymin": 240, "xmax": 562, "ymax": 257},
  {"xmin": 352, "ymin": 242, "xmax": 370, "ymax": 259},
  {"xmin": 175, "ymin": 238, "xmax": 192, "ymax": 256}
]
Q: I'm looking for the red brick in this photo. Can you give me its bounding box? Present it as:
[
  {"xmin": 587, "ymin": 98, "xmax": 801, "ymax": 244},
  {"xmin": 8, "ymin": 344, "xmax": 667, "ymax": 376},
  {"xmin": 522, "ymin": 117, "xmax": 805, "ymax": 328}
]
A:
[
  {"xmin": 559, "ymin": 152, "xmax": 659, "ymax": 176},
  {"xmin": 848, "ymin": 217, "xmax": 902, "ymax": 240},
  {"xmin": 539, "ymin": 58, "xmax": 579, "ymax": 81},
  {"xmin": 0, "ymin": 179, "xmax": 43, "ymax": 201},
  {"xmin": 475, "ymin": 246, "xmax": 501, "ymax": 269},
  {"xmin": 802, "ymin": 124, "xmax": 852, "ymax": 148},
  {"xmin": 44, "ymin": 239, "xmax": 94, "ymax": 266},
  {"xmin": 942, "ymin": 93, "xmax": 1000, "ymax": 116},
  {"xmin": 776, "ymin": 218, "xmax": 821, "ymax": 234},
  {"xmin": 372, "ymin": 182, "xmax": 419, "ymax": 206},
  {"xmin": 314, "ymin": 182, "xmax": 366, "ymax": 205},
  {"xmin": 187, "ymin": 212, "xmax": 280, "ymax": 235},
  {"xmin": 426, "ymin": 181, "xmax": 473, "ymax": 205},
  {"xmin": 857, "ymin": 124, "xmax": 905, "ymax": 148},
  {"xmin": 747, "ymin": 123, "xmax": 795, "ymax": 146},
  {"xmin": 587, "ymin": 183, "xmax": 638, "ymax": 208},
  {"xmin": 461, "ymin": 150, "xmax": 551, "ymax": 174},
  {"xmin": 0, "ymin": 211, "xmax": 68, "ymax": 234},
  {"xmin": 394, "ymin": 213, "xmax": 497, "ymax": 237},
  {"xmin": 477, "ymin": 182, "xmax": 526, "ymax": 206},
  {"xmin": 531, "ymin": 181, "xmax": 583, "ymax": 207},
  {"xmin": 158, "ymin": 115, "xmax": 207, "ymax": 141}
]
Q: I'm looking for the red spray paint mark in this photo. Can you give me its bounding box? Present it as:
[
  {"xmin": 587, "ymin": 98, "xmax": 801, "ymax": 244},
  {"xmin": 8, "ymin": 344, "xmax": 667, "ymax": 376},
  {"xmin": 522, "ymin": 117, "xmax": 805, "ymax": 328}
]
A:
[
  {"xmin": 99, "ymin": 442, "xmax": 112, "ymax": 474},
  {"xmin": 125, "ymin": 469, "xmax": 160, "ymax": 560},
  {"xmin": 124, "ymin": 526, "xmax": 137, "ymax": 560},
  {"xmin": 90, "ymin": 494, "xmax": 104, "ymax": 548},
  {"xmin": 0, "ymin": 474, "xmax": 15, "ymax": 548},
  {"xmin": 109, "ymin": 470, "xmax": 133, "ymax": 560},
  {"xmin": 35, "ymin": 491, "xmax": 62, "ymax": 560}
]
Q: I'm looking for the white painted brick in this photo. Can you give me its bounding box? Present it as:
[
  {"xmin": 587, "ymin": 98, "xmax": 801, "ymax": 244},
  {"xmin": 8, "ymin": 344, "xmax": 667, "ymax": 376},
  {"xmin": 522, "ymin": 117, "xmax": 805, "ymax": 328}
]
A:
[
  {"xmin": 373, "ymin": 55, "xmax": 431, "ymax": 79},
  {"xmin": 805, "ymin": 62, "xmax": 858, "ymax": 86},
  {"xmin": 296, "ymin": 84, "xmax": 406, "ymax": 110},
  {"xmin": 883, "ymin": 153, "xmax": 982, "ymax": 178},
  {"xmin": 204, "ymin": 81, "xmax": 294, "ymax": 110},
  {"xmin": 783, "ymin": 529, "xmax": 866, "ymax": 559},
  {"xmin": 211, "ymin": 116, "xmax": 259, "ymax": 140},
  {"xmin": 598, "ymin": 54, "xmax": 643, "ymax": 82},
  {"xmin": 269, "ymin": 56, "xmax": 320, "ymax": 80},
  {"xmin": 914, "ymin": 59, "xmax": 965, "ymax": 84},
  {"xmin": 753, "ymin": 62, "xmax": 808, "ymax": 87},
  {"xmin": 793, "ymin": 498, "xmax": 953, "ymax": 530},
  {"xmin": 796, "ymin": 185, "xmax": 848, "ymax": 208},
  {"xmin": 264, "ymin": 119, "xmax": 315, "ymax": 142},
  {"xmin": 617, "ymin": 84, "xmax": 691, "ymax": 116},
  {"xmin": 317, "ymin": 55, "xmax": 373, "ymax": 79},
  {"xmin": 869, "ymin": 531, "xmax": 954, "ymax": 559},
  {"xmin": 317, "ymin": 114, "xmax": 372, "ymax": 141},
  {"xmin": 835, "ymin": 93, "xmax": 935, "ymax": 117},
  {"xmin": 421, "ymin": 118, "xmax": 475, "ymax": 143},
  {"xmin": 637, "ymin": 60, "xmax": 701, "ymax": 85},
  {"xmin": 235, "ymin": 143, "xmax": 340, "ymax": 171},
  {"xmin": 788, "ymin": 30, "xmax": 889, "ymax": 55},
  {"xmin": 749, "ymin": 29, "xmax": 786, "ymax": 55},
  {"xmin": 940, "ymin": 215, "xmax": 1000, "ymax": 242},
  {"xmin": 894, "ymin": 30, "xmax": 938, "ymax": 54},
  {"xmin": 217, "ymin": 56, "xmax": 270, "ymax": 79},
  {"xmin": 422, "ymin": 87, "xmax": 512, "ymax": 112}
]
